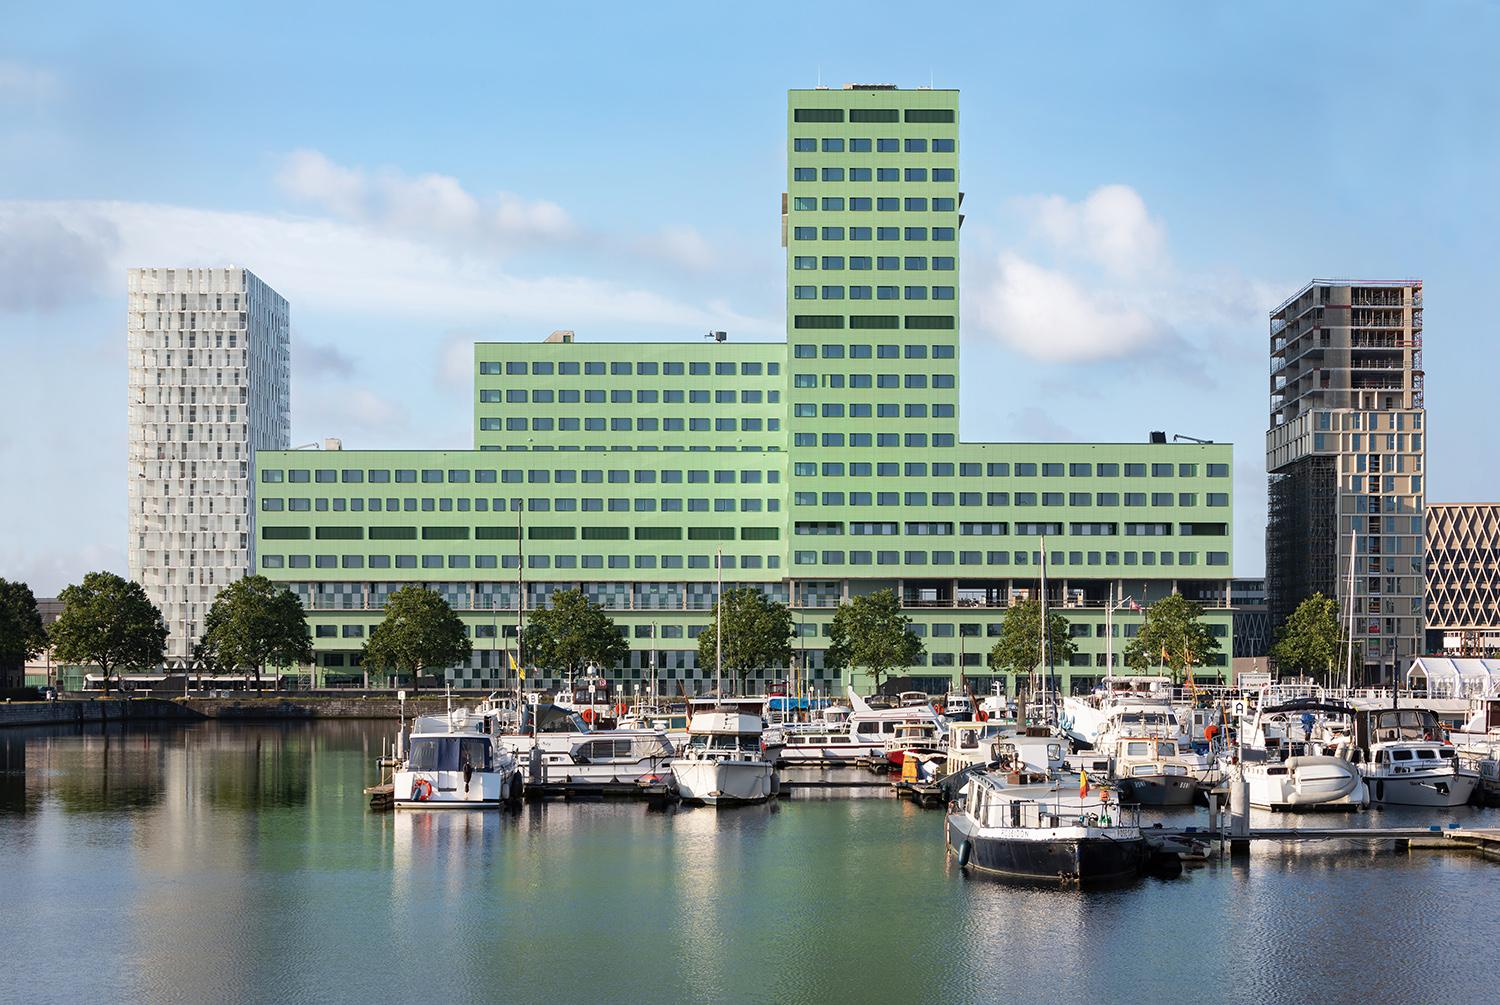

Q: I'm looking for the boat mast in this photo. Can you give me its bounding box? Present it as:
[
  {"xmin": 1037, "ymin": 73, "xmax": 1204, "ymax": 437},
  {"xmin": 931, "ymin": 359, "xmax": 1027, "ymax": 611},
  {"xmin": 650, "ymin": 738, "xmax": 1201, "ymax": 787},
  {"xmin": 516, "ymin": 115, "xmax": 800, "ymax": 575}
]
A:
[
  {"xmin": 716, "ymin": 545, "xmax": 723, "ymax": 698},
  {"xmin": 1344, "ymin": 526, "xmax": 1358, "ymax": 692},
  {"xmin": 1038, "ymin": 535, "xmax": 1048, "ymax": 713},
  {"xmin": 516, "ymin": 494, "xmax": 525, "ymax": 696}
]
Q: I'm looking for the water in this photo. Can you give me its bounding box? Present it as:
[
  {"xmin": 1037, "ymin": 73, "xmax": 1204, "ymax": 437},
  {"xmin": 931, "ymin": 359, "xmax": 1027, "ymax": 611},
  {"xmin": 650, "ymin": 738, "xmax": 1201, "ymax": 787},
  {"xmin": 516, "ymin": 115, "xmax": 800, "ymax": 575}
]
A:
[{"xmin": 2, "ymin": 721, "xmax": 1497, "ymax": 1004}]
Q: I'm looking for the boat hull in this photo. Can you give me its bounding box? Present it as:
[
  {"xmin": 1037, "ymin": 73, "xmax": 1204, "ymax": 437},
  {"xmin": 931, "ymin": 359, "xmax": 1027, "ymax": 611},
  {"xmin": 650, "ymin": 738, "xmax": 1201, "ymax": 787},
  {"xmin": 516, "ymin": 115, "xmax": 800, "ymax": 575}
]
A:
[
  {"xmin": 393, "ymin": 768, "xmax": 515, "ymax": 809},
  {"xmin": 945, "ymin": 814, "xmax": 1148, "ymax": 885},
  {"xmin": 671, "ymin": 758, "xmax": 777, "ymax": 805},
  {"xmin": 1245, "ymin": 756, "xmax": 1368, "ymax": 811},
  {"xmin": 1116, "ymin": 774, "xmax": 1197, "ymax": 806},
  {"xmin": 1365, "ymin": 771, "xmax": 1480, "ymax": 808}
]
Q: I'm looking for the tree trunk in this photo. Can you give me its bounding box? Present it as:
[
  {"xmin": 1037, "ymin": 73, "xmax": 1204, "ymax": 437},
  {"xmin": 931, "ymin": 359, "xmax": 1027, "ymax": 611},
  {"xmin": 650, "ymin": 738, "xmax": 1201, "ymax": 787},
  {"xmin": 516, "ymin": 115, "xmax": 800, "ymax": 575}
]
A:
[
  {"xmin": 99, "ymin": 660, "xmax": 110, "ymax": 696},
  {"xmin": 411, "ymin": 665, "xmax": 420, "ymax": 696}
]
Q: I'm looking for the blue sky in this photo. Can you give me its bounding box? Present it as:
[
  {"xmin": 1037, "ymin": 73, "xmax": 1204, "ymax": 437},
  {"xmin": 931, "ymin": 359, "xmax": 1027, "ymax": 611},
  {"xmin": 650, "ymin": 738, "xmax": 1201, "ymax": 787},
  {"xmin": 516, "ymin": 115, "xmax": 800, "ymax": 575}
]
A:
[{"xmin": 2, "ymin": 1, "xmax": 1497, "ymax": 593}]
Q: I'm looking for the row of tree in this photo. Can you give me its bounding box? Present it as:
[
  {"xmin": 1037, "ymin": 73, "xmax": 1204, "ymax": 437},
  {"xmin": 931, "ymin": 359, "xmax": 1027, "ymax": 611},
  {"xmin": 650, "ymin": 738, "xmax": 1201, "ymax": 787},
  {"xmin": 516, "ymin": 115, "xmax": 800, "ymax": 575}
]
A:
[{"xmin": 3, "ymin": 569, "xmax": 1353, "ymax": 693}]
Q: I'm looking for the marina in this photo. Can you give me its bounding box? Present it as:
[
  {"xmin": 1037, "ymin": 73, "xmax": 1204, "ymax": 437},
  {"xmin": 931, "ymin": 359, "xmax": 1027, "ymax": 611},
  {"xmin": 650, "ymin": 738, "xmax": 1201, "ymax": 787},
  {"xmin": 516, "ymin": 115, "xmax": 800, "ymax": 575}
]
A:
[{"xmin": 5, "ymin": 716, "xmax": 1500, "ymax": 1004}]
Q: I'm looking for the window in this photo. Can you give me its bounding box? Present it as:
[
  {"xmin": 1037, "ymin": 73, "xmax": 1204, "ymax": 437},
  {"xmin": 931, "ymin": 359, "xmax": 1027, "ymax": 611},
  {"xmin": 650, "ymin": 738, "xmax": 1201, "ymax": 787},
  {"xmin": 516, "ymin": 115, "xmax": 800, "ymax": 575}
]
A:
[{"xmin": 794, "ymin": 108, "xmax": 844, "ymax": 123}]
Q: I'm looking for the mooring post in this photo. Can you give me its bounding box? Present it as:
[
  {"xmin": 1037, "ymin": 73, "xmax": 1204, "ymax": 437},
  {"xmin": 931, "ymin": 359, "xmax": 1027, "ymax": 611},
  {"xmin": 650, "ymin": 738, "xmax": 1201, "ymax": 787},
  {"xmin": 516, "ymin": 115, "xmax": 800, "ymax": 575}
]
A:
[{"xmin": 1228, "ymin": 772, "xmax": 1250, "ymax": 860}]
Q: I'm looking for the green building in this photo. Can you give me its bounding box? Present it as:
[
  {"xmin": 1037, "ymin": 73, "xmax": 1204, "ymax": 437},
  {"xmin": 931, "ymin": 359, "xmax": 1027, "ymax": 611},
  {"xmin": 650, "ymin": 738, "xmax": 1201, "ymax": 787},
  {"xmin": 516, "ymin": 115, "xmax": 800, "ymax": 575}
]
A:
[{"xmin": 255, "ymin": 85, "xmax": 1235, "ymax": 694}]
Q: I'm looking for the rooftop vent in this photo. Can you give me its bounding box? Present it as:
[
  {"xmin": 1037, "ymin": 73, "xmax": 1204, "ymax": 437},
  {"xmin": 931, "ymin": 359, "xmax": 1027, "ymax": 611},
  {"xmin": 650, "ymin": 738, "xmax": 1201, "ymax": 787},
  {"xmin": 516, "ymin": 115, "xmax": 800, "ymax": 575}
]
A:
[
  {"xmin": 545, "ymin": 330, "xmax": 575, "ymax": 344},
  {"xmin": 1149, "ymin": 431, "xmax": 1167, "ymax": 444},
  {"xmin": 845, "ymin": 83, "xmax": 897, "ymax": 90}
]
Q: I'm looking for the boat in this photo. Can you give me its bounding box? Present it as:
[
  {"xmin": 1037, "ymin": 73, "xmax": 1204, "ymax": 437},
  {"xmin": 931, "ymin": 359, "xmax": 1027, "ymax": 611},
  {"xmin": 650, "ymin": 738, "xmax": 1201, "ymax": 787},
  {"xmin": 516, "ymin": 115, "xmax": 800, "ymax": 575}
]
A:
[
  {"xmin": 846, "ymin": 688, "xmax": 946, "ymax": 754},
  {"xmin": 501, "ymin": 702, "xmax": 676, "ymax": 785},
  {"xmin": 1059, "ymin": 675, "xmax": 1174, "ymax": 748},
  {"xmin": 617, "ymin": 707, "xmax": 691, "ymax": 752},
  {"xmin": 393, "ymin": 706, "xmax": 523, "ymax": 809},
  {"xmin": 778, "ymin": 722, "xmax": 880, "ymax": 766},
  {"xmin": 1108, "ymin": 735, "xmax": 1197, "ymax": 806},
  {"xmin": 670, "ymin": 708, "xmax": 778, "ymax": 806},
  {"xmin": 1237, "ymin": 699, "xmax": 1369, "ymax": 811},
  {"xmin": 946, "ymin": 774, "xmax": 1149, "ymax": 885},
  {"xmin": 1354, "ymin": 707, "xmax": 1479, "ymax": 808},
  {"xmin": 884, "ymin": 720, "xmax": 947, "ymax": 768}
]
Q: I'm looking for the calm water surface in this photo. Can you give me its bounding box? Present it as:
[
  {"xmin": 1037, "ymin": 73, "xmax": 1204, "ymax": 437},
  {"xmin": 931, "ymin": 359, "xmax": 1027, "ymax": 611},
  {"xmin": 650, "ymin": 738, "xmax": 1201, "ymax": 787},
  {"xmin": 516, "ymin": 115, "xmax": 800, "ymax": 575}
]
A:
[{"xmin": 2, "ymin": 720, "xmax": 1496, "ymax": 1005}]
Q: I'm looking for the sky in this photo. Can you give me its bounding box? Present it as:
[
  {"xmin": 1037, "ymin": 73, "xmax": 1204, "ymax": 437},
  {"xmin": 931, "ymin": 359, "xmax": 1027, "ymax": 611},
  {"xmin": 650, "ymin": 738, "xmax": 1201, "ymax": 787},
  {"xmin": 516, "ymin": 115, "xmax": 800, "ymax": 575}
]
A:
[{"xmin": 2, "ymin": 1, "xmax": 1497, "ymax": 594}]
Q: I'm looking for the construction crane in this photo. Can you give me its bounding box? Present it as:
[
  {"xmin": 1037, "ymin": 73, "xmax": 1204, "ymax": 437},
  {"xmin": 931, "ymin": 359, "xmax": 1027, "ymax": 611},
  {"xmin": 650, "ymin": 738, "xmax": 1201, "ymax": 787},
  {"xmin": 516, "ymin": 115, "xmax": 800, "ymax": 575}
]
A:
[{"xmin": 1172, "ymin": 434, "xmax": 1214, "ymax": 444}]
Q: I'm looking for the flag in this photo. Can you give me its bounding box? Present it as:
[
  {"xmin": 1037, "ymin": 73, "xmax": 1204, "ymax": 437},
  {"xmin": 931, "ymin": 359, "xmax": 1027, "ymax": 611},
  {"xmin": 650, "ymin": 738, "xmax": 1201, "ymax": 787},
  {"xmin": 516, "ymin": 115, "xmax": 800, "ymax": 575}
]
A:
[
  {"xmin": 1080, "ymin": 769, "xmax": 1089, "ymax": 799},
  {"xmin": 509, "ymin": 651, "xmax": 525, "ymax": 680},
  {"xmin": 1128, "ymin": 600, "xmax": 1140, "ymax": 611}
]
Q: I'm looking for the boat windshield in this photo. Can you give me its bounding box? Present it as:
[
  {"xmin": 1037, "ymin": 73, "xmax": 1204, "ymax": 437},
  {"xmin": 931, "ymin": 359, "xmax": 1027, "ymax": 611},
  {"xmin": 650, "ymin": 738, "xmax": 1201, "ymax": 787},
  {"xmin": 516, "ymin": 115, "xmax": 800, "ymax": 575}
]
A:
[
  {"xmin": 409, "ymin": 736, "xmax": 491, "ymax": 772},
  {"xmin": 687, "ymin": 734, "xmax": 757, "ymax": 755}
]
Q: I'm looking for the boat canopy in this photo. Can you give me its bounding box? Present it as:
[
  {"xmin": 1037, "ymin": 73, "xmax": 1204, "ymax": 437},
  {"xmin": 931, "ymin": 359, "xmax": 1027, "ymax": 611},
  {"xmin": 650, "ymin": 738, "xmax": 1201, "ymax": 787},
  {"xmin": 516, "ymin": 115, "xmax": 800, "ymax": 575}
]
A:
[{"xmin": 1406, "ymin": 658, "xmax": 1500, "ymax": 700}]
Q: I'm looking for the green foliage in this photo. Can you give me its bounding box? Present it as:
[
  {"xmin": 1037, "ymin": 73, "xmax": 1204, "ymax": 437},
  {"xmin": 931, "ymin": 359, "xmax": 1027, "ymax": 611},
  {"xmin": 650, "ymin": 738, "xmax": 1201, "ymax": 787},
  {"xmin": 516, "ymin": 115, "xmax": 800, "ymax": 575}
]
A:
[
  {"xmin": 49, "ymin": 571, "xmax": 167, "ymax": 693},
  {"xmin": 524, "ymin": 588, "xmax": 630, "ymax": 681},
  {"xmin": 0, "ymin": 578, "xmax": 48, "ymax": 674},
  {"xmin": 696, "ymin": 587, "xmax": 794, "ymax": 693},
  {"xmin": 197, "ymin": 575, "xmax": 314, "ymax": 689},
  {"xmin": 362, "ymin": 585, "xmax": 471, "ymax": 693},
  {"xmin": 1123, "ymin": 593, "xmax": 1221, "ymax": 681},
  {"xmin": 986, "ymin": 599, "xmax": 1077, "ymax": 678},
  {"xmin": 824, "ymin": 589, "xmax": 924, "ymax": 692},
  {"xmin": 1272, "ymin": 592, "xmax": 1344, "ymax": 682}
]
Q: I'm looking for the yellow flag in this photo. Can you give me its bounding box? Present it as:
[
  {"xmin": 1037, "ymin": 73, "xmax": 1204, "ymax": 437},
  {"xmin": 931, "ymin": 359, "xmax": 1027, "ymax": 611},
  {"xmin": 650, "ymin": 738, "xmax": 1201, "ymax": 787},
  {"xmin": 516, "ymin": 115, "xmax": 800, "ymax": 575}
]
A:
[
  {"xmin": 509, "ymin": 651, "xmax": 525, "ymax": 680},
  {"xmin": 1080, "ymin": 768, "xmax": 1089, "ymax": 798}
]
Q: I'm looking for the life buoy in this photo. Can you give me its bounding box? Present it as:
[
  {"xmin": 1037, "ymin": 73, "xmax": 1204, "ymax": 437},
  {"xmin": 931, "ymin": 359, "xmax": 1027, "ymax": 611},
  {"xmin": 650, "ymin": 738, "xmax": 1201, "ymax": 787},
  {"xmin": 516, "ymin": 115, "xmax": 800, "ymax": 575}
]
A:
[
  {"xmin": 412, "ymin": 777, "xmax": 433, "ymax": 802},
  {"xmin": 616, "ymin": 702, "xmax": 628, "ymax": 717},
  {"xmin": 976, "ymin": 710, "xmax": 990, "ymax": 722},
  {"xmin": 581, "ymin": 708, "xmax": 595, "ymax": 724},
  {"xmin": 956, "ymin": 840, "xmax": 973, "ymax": 869}
]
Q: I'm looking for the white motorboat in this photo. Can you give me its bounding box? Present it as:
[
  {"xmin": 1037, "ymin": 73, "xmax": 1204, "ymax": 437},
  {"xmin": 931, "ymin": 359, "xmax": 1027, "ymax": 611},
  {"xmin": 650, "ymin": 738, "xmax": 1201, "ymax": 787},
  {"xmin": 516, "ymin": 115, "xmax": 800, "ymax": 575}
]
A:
[
  {"xmin": 846, "ymin": 688, "xmax": 946, "ymax": 755},
  {"xmin": 393, "ymin": 707, "xmax": 523, "ymax": 809},
  {"xmin": 671, "ymin": 709, "xmax": 778, "ymax": 806},
  {"xmin": 1108, "ymin": 736, "xmax": 1197, "ymax": 807},
  {"xmin": 616, "ymin": 708, "xmax": 691, "ymax": 752},
  {"xmin": 1355, "ymin": 707, "xmax": 1479, "ymax": 807},
  {"xmin": 779, "ymin": 722, "xmax": 881, "ymax": 766},
  {"xmin": 1237, "ymin": 699, "xmax": 1368, "ymax": 811},
  {"xmin": 946, "ymin": 775, "xmax": 1150, "ymax": 885},
  {"xmin": 502, "ymin": 702, "xmax": 676, "ymax": 785},
  {"xmin": 1059, "ymin": 676, "xmax": 1174, "ymax": 748}
]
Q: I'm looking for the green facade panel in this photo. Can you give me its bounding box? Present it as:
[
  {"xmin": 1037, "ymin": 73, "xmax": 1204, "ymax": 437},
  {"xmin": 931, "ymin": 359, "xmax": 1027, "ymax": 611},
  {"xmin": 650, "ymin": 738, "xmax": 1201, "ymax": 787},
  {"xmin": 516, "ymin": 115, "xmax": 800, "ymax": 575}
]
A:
[{"xmin": 255, "ymin": 85, "xmax": 1234, "ymax": 694}]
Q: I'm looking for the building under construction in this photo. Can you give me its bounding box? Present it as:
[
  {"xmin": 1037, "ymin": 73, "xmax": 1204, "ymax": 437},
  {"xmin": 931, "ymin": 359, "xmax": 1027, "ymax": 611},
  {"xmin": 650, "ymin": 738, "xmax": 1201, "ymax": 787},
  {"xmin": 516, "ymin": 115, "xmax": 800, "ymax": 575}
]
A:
[{"xmin": 1266, "ymin": 280, "xmax": 1425, "ymax": 684}]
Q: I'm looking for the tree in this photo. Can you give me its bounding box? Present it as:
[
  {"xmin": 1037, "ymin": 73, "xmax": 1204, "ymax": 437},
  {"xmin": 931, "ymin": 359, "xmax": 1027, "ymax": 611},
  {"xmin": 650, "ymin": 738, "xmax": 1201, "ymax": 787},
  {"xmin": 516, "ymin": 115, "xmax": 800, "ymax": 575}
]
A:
[
  {"xmin": 49, "ymin": 572, "xmax": 167, "ymax": 694},
  {"xmin": 196, "ymin": 575, "xmax": 314, "ymax": 691},
  {"xmin": 986, "ymin": 599, "xmax": 1077, "ymax": 687},
  {"xmin": 824, "ymin": 589, "xmax": 924, "ymax": 693},
  {"xmin": 362, "ymin": 586, "xmax": 471, "ymax": 694},
  {"xmin": 696, "ymin": 587, "xmax": 794, "ymax": 694},
  {"xmin": 0, "ymin": 578, "xmax": 48, "ymax": 686},
  {"xmin": 1123, "ymin": 593, "xmax": 1221, "ymax": 681},
  {"xmin": 1272, "ymin": 592, "xmax": 1345, "ymax": 683},
  {"xmin": 523, "ymin": 588, "xmax": 630, "ymax": 683}
]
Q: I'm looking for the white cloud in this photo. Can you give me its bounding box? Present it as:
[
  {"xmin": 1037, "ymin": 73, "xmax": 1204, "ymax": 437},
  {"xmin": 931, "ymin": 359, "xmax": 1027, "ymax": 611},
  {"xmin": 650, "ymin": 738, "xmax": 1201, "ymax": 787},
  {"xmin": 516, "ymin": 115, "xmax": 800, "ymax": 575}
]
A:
[
  {"xmin": 969, "ymin": 252, "xmax": 1169, "ymax": 362},
  {"xmin": 0, "ymin": 60, "xmax": 60, "ymax": 109},
  {"xmin": 437, "ymin": 334, "xmax": 475, "ymax": 389},
  {"xmin": 275, "ymin": 149, "xmax": 575, "ymax": 249},
  {"xmin": 296, "ymin": 338, "xmax": 358, "ymax": 378},
  {"xmin": 0, "ymin": 203, "xmax": 118, "ymax": 311},
  {"xmin": 0, "ymin": 199, "xmax": 779, "ymax": 337},
  {"xmin": 636, "ymin": 225, "xmax": 719, "ymax": 271},
  {"xmin": 1021, "ymin": 184, "xmax": 1166, "ymax": 276}
]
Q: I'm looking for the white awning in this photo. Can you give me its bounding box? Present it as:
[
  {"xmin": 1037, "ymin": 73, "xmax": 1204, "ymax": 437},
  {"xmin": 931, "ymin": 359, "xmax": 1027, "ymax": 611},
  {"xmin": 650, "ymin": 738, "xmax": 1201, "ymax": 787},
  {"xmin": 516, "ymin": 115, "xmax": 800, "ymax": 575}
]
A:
[{"xmin": 1406, "ymin": 657, "xmax": 1500, "ymax": 699}]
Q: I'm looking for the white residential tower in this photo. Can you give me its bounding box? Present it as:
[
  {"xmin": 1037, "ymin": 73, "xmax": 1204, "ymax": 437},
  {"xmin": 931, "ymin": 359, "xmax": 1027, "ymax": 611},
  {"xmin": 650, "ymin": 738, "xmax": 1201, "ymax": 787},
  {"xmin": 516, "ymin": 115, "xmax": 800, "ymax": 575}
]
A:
[{"xmin": 127, "ymin": 267, "xmax": 290, "ymax": 665}]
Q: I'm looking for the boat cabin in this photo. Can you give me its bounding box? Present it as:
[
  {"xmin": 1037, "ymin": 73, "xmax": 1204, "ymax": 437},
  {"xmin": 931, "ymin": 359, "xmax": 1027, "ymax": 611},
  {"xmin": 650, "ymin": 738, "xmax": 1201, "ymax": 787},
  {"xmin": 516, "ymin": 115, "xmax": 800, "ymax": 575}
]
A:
[{"xmin": 408, "ymin": 733, "xmax": 495, "ymax": 773}]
